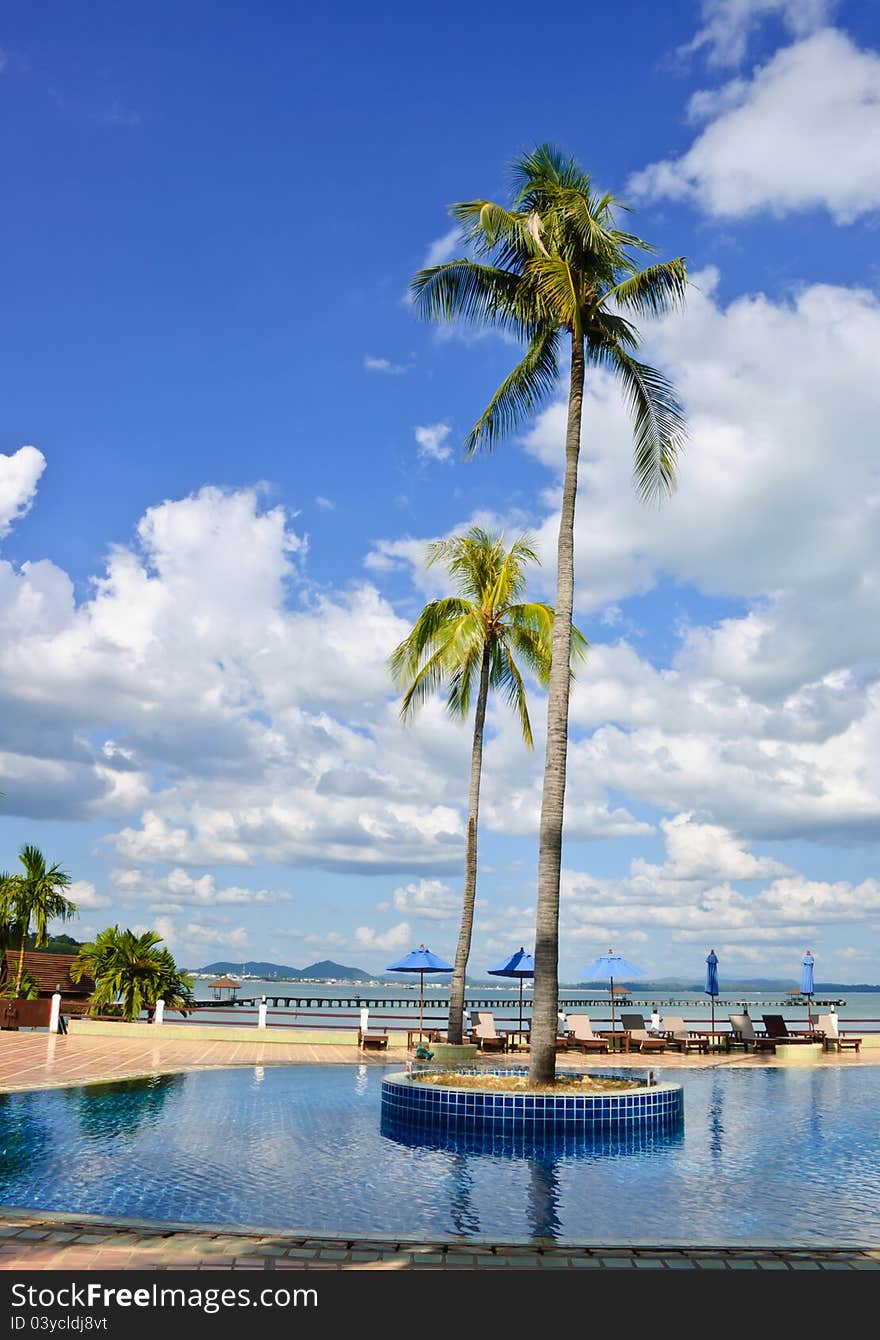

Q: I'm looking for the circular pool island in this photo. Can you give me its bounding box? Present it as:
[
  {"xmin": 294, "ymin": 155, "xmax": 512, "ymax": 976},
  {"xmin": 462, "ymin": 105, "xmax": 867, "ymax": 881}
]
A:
[{"xmin": 381, "ymin": 1066, "xmax": 683, "ymax": 1139}]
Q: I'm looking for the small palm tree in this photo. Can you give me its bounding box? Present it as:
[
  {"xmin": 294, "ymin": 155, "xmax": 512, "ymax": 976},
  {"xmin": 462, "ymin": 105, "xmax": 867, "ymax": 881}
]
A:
[
  {"xmin": 0, "ymin": 845, "xmax": 76, "ymax": 997},
  {"xmin": 71, "ymin": 926, "xmax": 195, "ymax": 1021},
  {"xmin": 412, "ymin": 145, "xmax": 688, "ymax": 1081},
  {"xmin": 390, "ymin": 527, "xmax": 586, "ymax": 1044}
]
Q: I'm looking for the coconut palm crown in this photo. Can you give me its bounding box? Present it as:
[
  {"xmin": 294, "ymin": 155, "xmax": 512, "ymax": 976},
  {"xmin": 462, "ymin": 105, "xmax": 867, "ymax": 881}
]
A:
[
  {"xmin": 390, "ymin": 526, "xmax": 586, "ymax": 1044},
  {"xmin": 0, "ymin": 845, "xmax": 76, "ymax": 997},
  {"xmin": 411, "ymin": 144, "xmax": 688, "ymax": 1081}
]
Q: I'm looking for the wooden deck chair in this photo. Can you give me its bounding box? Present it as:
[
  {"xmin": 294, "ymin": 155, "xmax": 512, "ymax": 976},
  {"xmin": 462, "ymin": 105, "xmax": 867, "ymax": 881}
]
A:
[
  {"xmin": 662, "ymin": 1015, "xmax": 709, "ymax": 1054},
  {"xmin": 469, "ymin": 1011, "xmax": 506, "ymax": 1052},
  {"xmin": 566, "ymin": 1015, "xmax": 610, "ymax": 1053},
  {"xmin": 816, "ymin": 1013, "xmax": 861, "ymax": 1053},
  {"xmin": 728, "ymin": 1013, "xmax": 776, "ymax": 1052},
  {"xmin": 762, "ymin": 1014, "xmax": 822, "ymax": 1043},
  {"xmin": 357, "ymin": 1028, "xmax": 389, "ymax": 1050},
  {"xmin": 619, "ymin": 1011, "xmax": 667, "ymax": 1053}
]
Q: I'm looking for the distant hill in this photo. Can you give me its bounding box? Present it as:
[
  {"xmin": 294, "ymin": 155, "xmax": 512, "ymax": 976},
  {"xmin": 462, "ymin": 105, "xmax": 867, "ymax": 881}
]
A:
[{"xmin": 194, "ymin": 959, "xmax": 374, "ymax": 983}]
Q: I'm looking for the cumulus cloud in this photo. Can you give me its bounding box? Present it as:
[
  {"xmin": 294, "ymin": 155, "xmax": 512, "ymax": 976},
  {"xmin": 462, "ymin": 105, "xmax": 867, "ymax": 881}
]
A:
[
  {"xmin": 558, "ymin": 814, "xmax": 880, "ymax": 965},
  {"xmin": 678, "ymin": 0, "xmax": 838, "ymax": 67},
  {"xmin": 388, "ymin": 878, "xmax": 462, "ymax": 920},
  {"xmin": 414, "ymin": 422, "xmax": 452, "ymax": 463},
  {"xmin": 0, "ymin": 447, "xmax": 45, "ymax": 539},
  {"xmin": 354, "ymin": 921, "xmax": 412, "ymax": 953},
  {"xmin": 631, "ymin": 30, "xmax": 880, "ymax": 222}
]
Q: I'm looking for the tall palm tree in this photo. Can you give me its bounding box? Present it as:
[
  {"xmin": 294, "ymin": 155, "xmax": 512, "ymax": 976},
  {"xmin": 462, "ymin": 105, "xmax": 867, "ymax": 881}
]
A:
[
  {"xmin": 389, "ymin": 526, "xmax": 586, "ymax": 1045},
  {"xmin": 71, "ymin": 926, "xmax": 195, "ymax": 1021},
  {"xmin": 411, "ymin": 145, "xmax": 688, "ymax": 1081},
  {"xmin": 0, "ymin": 845, "xmax": 76, "ymax": 997}
]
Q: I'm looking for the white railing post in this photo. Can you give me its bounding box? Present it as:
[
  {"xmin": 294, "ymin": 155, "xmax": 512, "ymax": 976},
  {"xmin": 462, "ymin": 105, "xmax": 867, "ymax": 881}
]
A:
[
  {"xmin": 154, "ymin": 998, "xmax": 165, "ymax": 1025},
  {"xmin": 359, "ymin": 1006, "xmax": 369, "ymax": 1034},
  {"xmin": 49, "ymin": 992, "xmax": 62, "ymax": 1035},
  {"xmin": 258, "ymin": 996, "xmax": 268, "ymax": 1029}
]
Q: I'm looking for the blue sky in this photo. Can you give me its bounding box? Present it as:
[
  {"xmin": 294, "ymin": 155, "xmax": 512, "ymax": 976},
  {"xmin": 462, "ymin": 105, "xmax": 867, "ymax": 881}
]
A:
[{"xmin": 2, "ymin": 0, "xmax": 880, "ymax": 982}]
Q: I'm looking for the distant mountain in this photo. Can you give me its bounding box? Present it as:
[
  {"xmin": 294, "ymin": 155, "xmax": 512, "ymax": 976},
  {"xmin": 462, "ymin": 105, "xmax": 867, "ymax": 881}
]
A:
[{"xmin": 194, "ymin": 959, "xmax": 374, "ymax": 983}]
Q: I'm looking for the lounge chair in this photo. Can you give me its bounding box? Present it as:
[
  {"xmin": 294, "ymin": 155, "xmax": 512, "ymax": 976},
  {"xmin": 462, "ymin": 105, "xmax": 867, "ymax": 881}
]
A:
[
  {"xmin": 728, "ymin": 1012, "xmax": 777, "ymax": 1052},
  {"xmin": 468, "ymin": 1011, "xmax": 507, "ymax": 1052},
  {"xmin": 566, "ymin": 1015, "xmax": 610, "ymax": 1054},
  {"xmin": 662, "ymin": 1015, "xmax": 710, "ymax": 1054},
  {"xmin": 357, "ymin": 1028, "xmax": 389, "ymax": 1050},
  {"xmin": 816, "ymin": 1013, "xmax": 861, "ymax": 1053},
  {"xmin": 761, "ymin": 1014, "xmax": 823, "ymax": 1044},
  {"xmin": 619, "ymin": 1012, "xmax": 667, "ymax": 1053}
]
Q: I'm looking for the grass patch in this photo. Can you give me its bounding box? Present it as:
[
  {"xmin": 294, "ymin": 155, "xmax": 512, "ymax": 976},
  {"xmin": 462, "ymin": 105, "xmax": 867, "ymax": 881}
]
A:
[{"xmin": 411, "ymin": 1071, "xmax": 642, "ymax": 1095}]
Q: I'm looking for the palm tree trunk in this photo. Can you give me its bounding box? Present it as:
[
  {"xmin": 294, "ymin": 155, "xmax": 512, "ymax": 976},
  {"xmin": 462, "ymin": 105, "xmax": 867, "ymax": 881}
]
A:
[
  {"xmin": 447, "ymin": 643, "xmax": 491, "ymax": 1044},
  {"xmin": 14, "ymin": 932, "xmax": 27, "ymax": 998},
  {"xmin": 529, "ymin": 331, "xmax": 584, "ymax": 1084}
]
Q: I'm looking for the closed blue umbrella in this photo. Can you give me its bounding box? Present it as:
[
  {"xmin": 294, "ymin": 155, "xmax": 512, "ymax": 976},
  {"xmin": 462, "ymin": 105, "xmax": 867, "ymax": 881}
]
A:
[
  {"xmin": 801, "ymin": 950, "xmax": 815, "ymax": 1031},
  {"xmin": 386, "ymin": 944, "xmax": 453, "ymax": 1041},
  {"xmin": 580, "ymin": 949, "xmax": 644, "ymax": 1033},
  {"xmin": 705, "ymin": 949, "xmax": 720, "ymax": 1032},
  {"xmin": 488, "ymin": 947, "xmax": 535, "ymax": 1036}
]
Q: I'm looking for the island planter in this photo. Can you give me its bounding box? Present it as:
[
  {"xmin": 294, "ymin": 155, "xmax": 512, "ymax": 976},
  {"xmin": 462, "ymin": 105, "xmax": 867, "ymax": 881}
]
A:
[{"xmin": 380, "ymin": 1066, "xmax": 683, "ymax": 1137}]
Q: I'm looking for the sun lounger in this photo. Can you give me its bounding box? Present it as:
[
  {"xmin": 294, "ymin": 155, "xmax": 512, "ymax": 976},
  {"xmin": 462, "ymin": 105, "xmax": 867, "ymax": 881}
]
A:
[
  {"xmin": 566, "ymin": 1015, "xmax": 610, "ymax": 1053},
  {"xmin": 619, "ymin": 1012, "xmax": 667, "ymax": 1053},
  {"xmin": 816, "ymin": 1013, "xmax": 862, "ymax": 1053},
  {"xmin": 761, "ymin": 1014, "xmax": 824, "ymax": 1043},
  {"xmin": 662, "ymin": 1015, "xmax": 710, "ymax": 1054},
  {"xmin": 468, "ymin": 1011, "xmax": 507, "ymax": 1052},
  {"xmin": 728, "ymin": 1013, "xmax": 776, "ymax": 1052},
  {"xmin": 357, "ymin": 1028, "xmax": 389, "ymax": 1050}
]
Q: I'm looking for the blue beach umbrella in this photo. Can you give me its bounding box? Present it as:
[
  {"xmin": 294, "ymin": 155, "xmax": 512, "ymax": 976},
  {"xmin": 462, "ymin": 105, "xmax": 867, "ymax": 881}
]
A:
[
  {"xmin": 579, "ymin": 949, "xmax": 644, "ymax": 1033},
  {"xmin": 801, "ymin": 950, "xmax": 816, "ymax": 1030},
  {"xmin": 705, "ymin": 949, "xmax": 720, "ymax": 1032},
  {"xmin": 488, "ymin": 947, "xmax": 535, "ymax": 1035},
  {"xmin": 386, "ymin": 944, "xmax": 453, "ymax": 1040}
]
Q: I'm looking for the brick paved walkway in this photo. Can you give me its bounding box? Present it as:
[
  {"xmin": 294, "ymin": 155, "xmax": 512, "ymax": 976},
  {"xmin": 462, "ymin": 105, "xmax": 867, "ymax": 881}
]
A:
[
  {"xmin": 2, "ymin": 1029, "xmax": 877, "ymax": 1095},
  {"xmin": 0, "ymin": 1208, "xmax": 878, "ymax": 1270}
]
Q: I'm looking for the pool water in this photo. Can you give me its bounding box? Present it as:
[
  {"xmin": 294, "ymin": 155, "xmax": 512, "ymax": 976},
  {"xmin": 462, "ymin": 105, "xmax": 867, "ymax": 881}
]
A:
[{"xmin": 2, "ymin": 1064, "xmax": 878, "ymax": 1243}]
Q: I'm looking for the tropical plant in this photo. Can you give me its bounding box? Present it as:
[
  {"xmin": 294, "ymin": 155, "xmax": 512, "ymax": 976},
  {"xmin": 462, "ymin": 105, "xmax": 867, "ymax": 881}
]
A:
[
  {"xmin": 411, "ymin": 144, "xmax": 688, "ymax": 1081},
  {"xmin": 390, "ymin": 526, "xmax": 586, "ymax": 1044},
  {"xmin": 71, "ymin": 926, "xmax": 195, "ymax": 1021},
  {"xmin": 0, "ymin": 968, "xmax": 40, "ymax": 1000},
  {"xmin": 0, "ymin": 845, "xmax": 77, "ymax": 997}
]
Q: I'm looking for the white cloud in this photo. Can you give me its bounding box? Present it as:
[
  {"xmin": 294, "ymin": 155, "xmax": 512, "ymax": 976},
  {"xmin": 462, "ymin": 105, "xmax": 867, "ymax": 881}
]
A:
[
  {"xmin": 364, "ymin": 355, "xmax": 407, "ymax": 375},
  {"xmin": 0, "ymin": 447, "xmax": 45, "ymax": 538},
  {"xmin": 114, "ymin": 866, "xmax": 294, "ymax": 909},
  {"xmin": 631, "ymin": 30, "xmax": 880, "ymax": 222},
  {"xmin": 421, "ymin": 227, "xmax": 459, "ymax": 269},
  {"xmin": 678, "ymin": 0, "xmax": 837, "ymax": 67},
  {"xmin": 414, "ymin": 422, "xmax": 452, "ymax": 463},
  {"xmin": 67, "ymin": 879, "xmax": 113, "ymax": 911},
  {"xmin": 354, "ymin": 921, "xmax": 412, "ymax": 953},
  {"xmin": 314, "ymin": 496, "xmax": 335, "ymax": 510},
  {"xmin": 390, "ymin": 878, "xmax": 461, "ymax": 920}
]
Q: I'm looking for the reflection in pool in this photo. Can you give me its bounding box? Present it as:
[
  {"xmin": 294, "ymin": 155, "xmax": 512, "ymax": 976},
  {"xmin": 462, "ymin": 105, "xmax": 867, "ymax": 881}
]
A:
[{"xmin": 1, "ymin": 1064, "xmax": 878, "ymax": 1243}]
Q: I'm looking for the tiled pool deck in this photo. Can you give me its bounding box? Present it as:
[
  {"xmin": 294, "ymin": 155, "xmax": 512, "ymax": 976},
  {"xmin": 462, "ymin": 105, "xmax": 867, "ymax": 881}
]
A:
[{"xmin": 2, "ymin": 1031, "xmax": 880, "ymax": 1271}]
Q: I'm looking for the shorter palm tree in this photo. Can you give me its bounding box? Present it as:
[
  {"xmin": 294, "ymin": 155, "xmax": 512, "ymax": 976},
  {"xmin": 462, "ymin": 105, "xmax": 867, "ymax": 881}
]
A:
[
  {"xmin": 0, "ymin": 845, "xmax": 76, "ymax": 997},
  {"xmin": 390, "ymin": 527, "xmax": 586, "ymax": 1044},
  {"xmin": 71, "ymin": 926, "xmax": 195, "ymax": 1021}
]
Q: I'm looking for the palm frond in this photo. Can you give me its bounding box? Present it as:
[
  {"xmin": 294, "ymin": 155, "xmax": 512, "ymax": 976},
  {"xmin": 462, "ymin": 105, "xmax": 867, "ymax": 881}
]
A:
[
  {"xmin": 464, "ymin": 325, "xmax": 560, "ymax": 454},
  {"xmin": 604, "ymin": 348, "xmax": 688, "ymax": 502},
  {"xmin": 603, "ymin": 258, "xmax": 688, "ymax": 318},
  {"xmin": 490, "ymin": 644, "xmax": 534, "ymax": 748},
  {"xmin": 410, "ymin": 260, "xmax": 533, "ymax": 336}
]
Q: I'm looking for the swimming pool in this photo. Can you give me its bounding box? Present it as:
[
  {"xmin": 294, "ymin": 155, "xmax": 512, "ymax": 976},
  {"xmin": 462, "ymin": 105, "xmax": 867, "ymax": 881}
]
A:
[{"xmin": 2, "ymin": 1064, "xmax": 878, "ymax": 1243}]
